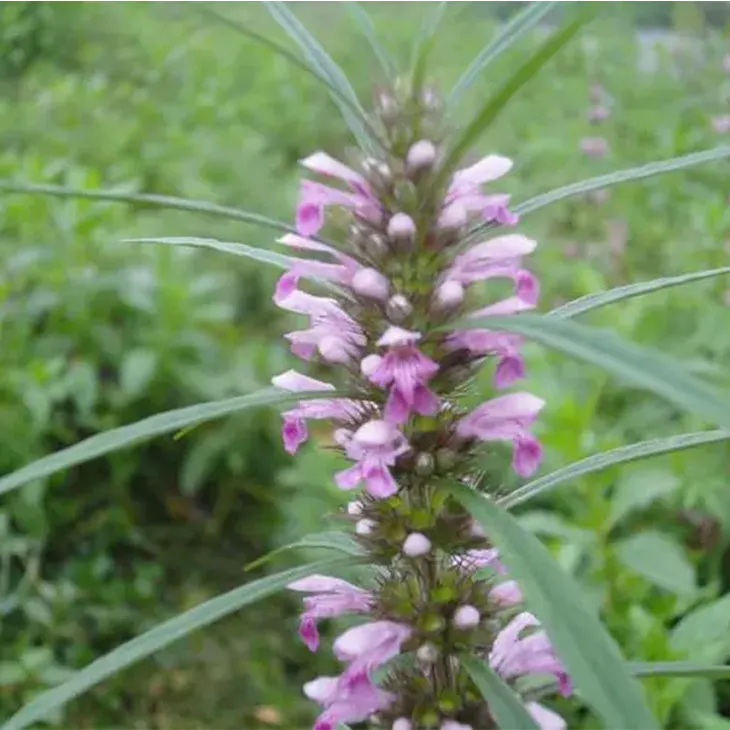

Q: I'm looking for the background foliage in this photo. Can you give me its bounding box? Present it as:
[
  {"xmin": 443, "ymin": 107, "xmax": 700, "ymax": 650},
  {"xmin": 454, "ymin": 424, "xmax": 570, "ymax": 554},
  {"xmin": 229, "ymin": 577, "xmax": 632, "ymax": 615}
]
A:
[{"xmin": 0, "ymin": 2, "xmax": 729, "ymax": 728}]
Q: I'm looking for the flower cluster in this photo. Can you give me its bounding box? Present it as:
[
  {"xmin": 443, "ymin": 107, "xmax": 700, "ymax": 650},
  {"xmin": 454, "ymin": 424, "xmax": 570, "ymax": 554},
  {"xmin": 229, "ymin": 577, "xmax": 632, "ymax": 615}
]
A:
[{"xmin": 271, "ymin": 85, "xmax": 568, "ymax": 729}]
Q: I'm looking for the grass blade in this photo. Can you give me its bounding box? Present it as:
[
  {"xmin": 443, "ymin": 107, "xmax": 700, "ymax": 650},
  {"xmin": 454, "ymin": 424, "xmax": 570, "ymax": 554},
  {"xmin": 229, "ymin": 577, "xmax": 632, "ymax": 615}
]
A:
[
  {"xmin": 0, "ymin": 180, "xmax": 296, "ymax": 231},
  {"xmin": 500, "ymin": 430, "xmax": 730, "ymax": 509},
  {"xmin": 628, "ymin": 661, "xmax": 730, "ymax": 680},
  {"xmin": 264, "ymin": 1, "xmax": 374, "ymax": 152},
  {"xmin": 345, "ymin": 2, "xmax": 395, "ymax": 78},
  {"xmin": 461, "ymin": 655, "xmax": 539, "ymax": 729},
  {"xmin": 197, "ymin": 5, "xmax": 380, "ymax": 147},
  {"xmin": 123, "ymin": 236, "xmax": 292, "ymax": 269},
  {"xmin": 451, "ymin": 482, "xmax": 659, "ymax": 729},
  {"xmin": 244, "ymin": 530, "xmax": 364, "ymax": 572},
  {"xmin": 513, "ymin": 145, "xmax": 730, "ymax": 217},
  {"xmin": 455, "ymin": 314, "xmax": 730, "ymax": 431},
  {"xmin": 551, "ymin": 266, "xmax": 730, "ymax": 319},
  {"xmin": 436, "ymin": 6, "xmax": 596, "ymax": 189},
  {"xmin": 0, "ymin": 557, "xmax": 356, "ymax": 730},
  {"xmin": 0, "ymin": 389, "xmax": 338, "ymax": 498},
  {"xmin": 449, "ymin": 2, "xmax": 557, "ymax": 105}
]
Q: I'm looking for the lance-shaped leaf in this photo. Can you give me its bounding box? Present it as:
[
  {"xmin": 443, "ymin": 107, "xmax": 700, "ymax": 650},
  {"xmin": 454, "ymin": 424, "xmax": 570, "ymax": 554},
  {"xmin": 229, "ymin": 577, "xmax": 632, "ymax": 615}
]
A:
[
  {"xmin": 461, "ymin": 655, "xmax": 539, "ymax": 729},
  {"xmin": 345, "ymin": 2, "xmax": 395, "ymax": 78},
  {"xmin": 1, "ymin": 557, "xmax": 356, "ymax": 730},
  {"xmin": 550, "ymin": 266, "xmax": 730, "ymax": 319},
  {"xmin": 449, "ymin": 2, "xmax": 557, "ymax": 104},
  {"xmin": 0, "ymin": 389, "xmax": 342, "ymax": 497},
  {"xmin": 0, "ymin": 180, "xmax": 295, "ymax": 230},
  {"xmin": 500, "ymin": 430, "xmax": 730, "ymax": 509},
  {"xmin": 628, "ymin": 661, "xmax": 730, "ymax": 680},
  {"xmin": 453, "ymin": 314, "xmax": 730, "ymax": 430},
  {"xmin": 450, "ymin": 482, "xmax": 659, "ymax": 729},
  {"xmin": 124, "ymin": 236, "xmax": 292, "ymax": 269},
  {"xmin": 410, "ymin": 0, "xmax": 448, "ymax": 95}
]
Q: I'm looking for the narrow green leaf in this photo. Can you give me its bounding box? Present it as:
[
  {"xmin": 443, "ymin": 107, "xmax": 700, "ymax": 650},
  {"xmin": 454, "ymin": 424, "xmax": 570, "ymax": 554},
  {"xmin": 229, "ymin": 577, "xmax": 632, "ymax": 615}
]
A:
[
  {"xmin": 501, "ymin": 430, "xmax": 730, "ymax": 509},
  {"xmin": 449, "ymin": 2, "xmax": 557, "ymax": 104},
  {"xmin": 264, "ymin": 1, "xmax": 374, "ymax": 152},
  {"xmin": 628, "ymin": 661, "xmax": 730, "ymax": 680},
  {"xmin": 461, "ymin": 655, "xmax": 539, "ymax": 729},
  {"xmin": 244, "ymin": 530, "xmax": 364, "ymax": 572},
  {"xmin": 450, "ymin": 482, "xmax": 659, "ymax": 729},
  {"xmin": 124, "ymin": 236, "xmax": 292, "ymax": 270},
  {"xmin": 197, "ymin": 5, "xmax": 380, "ymax": 147},
  {"xmin": 457, "ymin": 314, "xmax": 730, "ymax": 431},
  {"xmin": 410, "ymin": 1, "xmax": 448, "ymax": 96},
  {"xmin": 0, "ymin": 389, "xmax": 336, "ymax": 498},
  {"xmin": 437, "ymin": 6, "xmax": 596, "ymax": 187},
  {"xmin": 0, "ymin": 557, "xmax": 355, "ymax": 730},
  {"xmin": 0, "ymin": 180, "xmax": 294, "ymax": 230},
  {"xmin": 615, "ymin": 531, "xmax": 696, "ymax": 596},
  {"xmin": 514, "ymin": 145, "xmax": 730, "ymax": 217},
  {"xmin": 550, "ymin": 267, "xmax": 730, "ymax": 319},
  {"xmin": 345, "ymin": 2, "xmax": 395, "ymax": 77}
]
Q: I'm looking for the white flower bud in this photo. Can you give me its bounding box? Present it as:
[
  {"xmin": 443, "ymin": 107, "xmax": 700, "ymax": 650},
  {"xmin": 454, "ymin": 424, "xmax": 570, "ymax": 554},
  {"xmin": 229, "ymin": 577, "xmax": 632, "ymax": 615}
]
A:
[
  {"xmin": 434, "ymin": 280, "xmax": 464, "ymax": 311},
  {"xmin": 416, "ymin": 642, "xmax": 439, "ymax": 664},
  {"xmin": 352, "ymin": 268, "xmax": 389, "ymax": 301},
  {"xmin": 386, "ymin": 294, "xmax": 413, "ymax": 323},
  {"xmin": 392, "ymin": 719, "xmax": 413, "ymax": 730},
  {"xmin": 453, "ymin": 604, "xmax": 480, "ymax": 629},
  {"xmin": 346, "ymin": 500, "xmax": 363, "ymax": 516},
  {"xmin": 406, "ymin": 140, "xmax": 437, "ymax": 175},
  {"xmin": 387, "ymin": 213, "xmax": 416, "ymax": 244},
  {"xmin": 360, "ymin": 353, "xmax": 383, "ymax": 377},
  {"xmin": 403, "ymin": 532, "xmax": 431, "ymax": 557},
  {"xmin": 355, "ymin": 518, "xmax": 376, "ymax": 535}
]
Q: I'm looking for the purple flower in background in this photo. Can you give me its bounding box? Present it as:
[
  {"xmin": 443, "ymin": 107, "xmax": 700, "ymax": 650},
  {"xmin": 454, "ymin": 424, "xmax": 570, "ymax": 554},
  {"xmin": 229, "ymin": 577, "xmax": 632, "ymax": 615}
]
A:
[
  {"xmin": 711, "ymin": 115, "xmax": 730, "ymax": 134},
  {"xmin": 580, "ymin": 136, "xmax": 610, "ymax": 158}
]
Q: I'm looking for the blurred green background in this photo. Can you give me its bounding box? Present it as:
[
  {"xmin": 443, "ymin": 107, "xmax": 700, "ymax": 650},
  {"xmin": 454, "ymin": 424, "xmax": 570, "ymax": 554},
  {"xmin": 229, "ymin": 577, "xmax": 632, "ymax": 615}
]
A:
[{"xmin": 1, "ymin": 2, "xmax": 729, "ymax": 728}]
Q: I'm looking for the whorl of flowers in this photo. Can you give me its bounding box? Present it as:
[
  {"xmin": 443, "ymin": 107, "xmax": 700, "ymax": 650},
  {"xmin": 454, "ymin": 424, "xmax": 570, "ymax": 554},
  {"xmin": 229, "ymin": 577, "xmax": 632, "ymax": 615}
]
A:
[{"xmin": 272, "ymin": 84, "xmax": 567, "ymax": 730}]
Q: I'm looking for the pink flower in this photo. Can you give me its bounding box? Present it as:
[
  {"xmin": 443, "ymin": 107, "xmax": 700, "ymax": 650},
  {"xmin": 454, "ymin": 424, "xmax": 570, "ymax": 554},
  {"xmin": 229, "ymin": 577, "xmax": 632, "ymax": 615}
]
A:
[
  {"xmin": 724, "ymin": 53, "xmax": 730, "ymax": 73},
  {"xmin": 526, "ymin": 702, "xmax": 567, "ymax": 730},
  {"xmin": 490, "ymin": 612, "xmax": 572, "ymax": 696},
  {"xmin": 711, "ymin": 115, "xmax": 730, "ymax": 135},
  {"xmin": 456, "ymin": 393, "xmax": 545, "ymax": 477},
  {"xmin": 580, "ymin": 136, "xmax": 609, "ymax": 158},
  {"xmin": 272, "ymin": 370, "xmax": 360, "ymax": 454},
  {"xmin": 442, "ymin": 155, "xmax": 518, "ymax": 226},
  {"xmin": 366, "ymin": 327, "xmax": 439, "ymax": 424},
  {"xmin": 454, "ymin": 549, "xmax": 523, "ymax": 606},
  {"xmin": 276, "ymin": 287, "xmax": 366, "ymax": 364},
  {"xmin": 445, "ymin": 234, "xmax": 539, "ymax": 301},
  {"xmin": 335, "ymin": 420, "xmax": 410, "ymax": 498},
  {"xmin": 288, "ymin": 575, "xmax": 373, "ymax": 652},
  {"xmin": 334, "ymin": 620, "xmax": 412, "ymax": 678},
  {"xmin": 304, "ymin": 673, "xmax": 393, "ymax": 730},
  {"xmin": 296, "ymin": 152, "xmax": 381, "ymax": 237}
]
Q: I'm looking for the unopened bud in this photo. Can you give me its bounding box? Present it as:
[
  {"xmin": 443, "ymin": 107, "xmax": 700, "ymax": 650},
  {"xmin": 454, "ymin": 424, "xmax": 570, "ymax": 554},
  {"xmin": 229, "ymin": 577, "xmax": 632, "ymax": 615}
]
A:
[
  {"xmin": 453, "ymin": 604, "xmax": 480, "ymax": 629},
  {"xmin": 392, "ymin": 720, "xmax": 412, "ymax": 730},
  {"xmin": 386, "ymin": 294, "xmax": 413, "ymax": 323},
  {"xmin": 403, "ymin": 532, "xmax": 431, "ymax": 557},
  {"xmin": 416, "ymin": 642, "xmax": 439, "ymax": 664},
  {"xmin": 406, "ymin": 140, "xmax": 437, "ymax": 175},
  {"xmin": 352, "ymin": 267, "xmax": 389, "ymax": 301},
  {"xmin": 436, "ymin": 448, "xmax": 458, "ymax": 471},
  {"xmin": 438, "ymin": 202, "xmax": 467, "ymax": 231},
  {"xmin": 346, "ymin": 500, "xmax": 363, "ymax": 516},
  {"xmin": 363, "ymin": 157, "xmax": 393, "ymax": 187},
  {"xmin": 580, "ymin": 136, "xmax": 609, "ymax": 158},
  {"xmin": 355, "ymin": 518, "xmax": 376, "ymax": 535},
  {"xmin": 434, "ymin": 280, "xmax": 464, "ymax": 311},
  {"xmin": 415, "ymin": 452, "xmax": 435, "ymax": 476},
  {"xmin": 469, "ymin": 519, "xmax": 486, "ymax": 538},
  {"xmin": 360, "ymin": 353, "xmax": 383, "ymax": 377},
  {"xmin": 318, "ymin": 336, "xmax": 350, "ymax": 364},
  {"xmin": 387, "ymin": 213, "xmax": 416, "ymax": 245}
]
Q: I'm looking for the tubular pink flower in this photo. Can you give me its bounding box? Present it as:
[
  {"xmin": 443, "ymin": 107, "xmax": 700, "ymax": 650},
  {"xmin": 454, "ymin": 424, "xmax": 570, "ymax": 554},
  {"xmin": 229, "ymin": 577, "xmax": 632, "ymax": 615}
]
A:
[
  {"xmin": 456, "ymin": 393, "xmax": 545, "ymax": 477},
  {"xmin": 304, "ymin": 673, "xmax": 394, "ymax": 730},
  {"xmin": 490, "ymin": 612, "xmax": 572, "ymax": 696},
  {"xmin": 526, "ymin": 702, "xmax": 567, "ymax": 730},
  {"xmin": 335, "ymin": 420, "xmax": 410, "ymax": 498},
  {"xmin": 272, "ymin": 370, "xmax": 359, "ymax": 454},
  {"xmin": 441, "ymin": 155, "xmax": 517, "ymax": 225},
  {"xmin": 334, "ymin": 620, "xmax": 412, "ymax": 678},
  {"xmin": 296, "ymin": 152, "xmax": 382, "ymax": 237},
  {"xmin": 276, "ymin": 287, "xmax": 366, "ymax": 363},
  {"xmin": 490, "ymin": 579, "xmax": 523, "ymax": 607},
  {"xmin": 289, "ymin": 575, "xmax": 373, "ymax": 652},
  {"xmin": 367, "ymin": 327, "xmax": 439, "ymax": 424}
]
